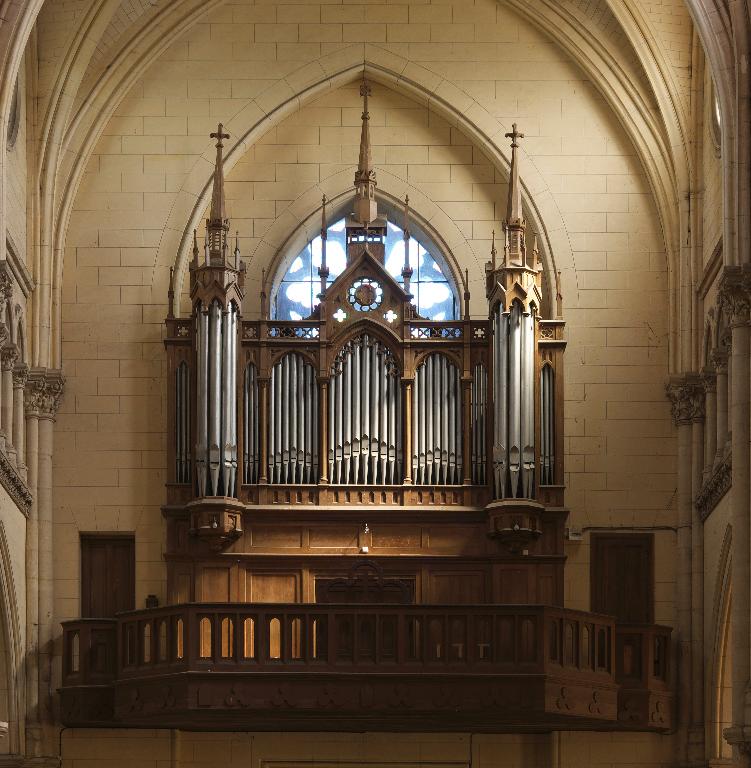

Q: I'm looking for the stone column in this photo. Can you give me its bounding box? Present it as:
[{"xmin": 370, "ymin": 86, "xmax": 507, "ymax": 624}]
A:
[
  {"xmin": 718, "ymin": 266, "xmax": 751, "ymax": 762},
  {"xmin": 713, "ymin": 346, "xmax": 729, "ymax": 468},
  {"xmin": 667, "ymin": 375, "xmax": 704, "ymax": 764},
  {"xmin": 23, "ymin": 368, "xmax": 64, "ymax": 756},
  {"xmin": 13, "ymin": 363, "xmax": 28, "ymax": 481},
  {"xmin": 690, "ymin": 379, "xmax": 705, "ymax": 761},
  {"xmin": 702, "ymin": 369, "xmax": 717, "ymax": 481},
  {"xmin": 1, "ymin": 345, "xmax": 18, "ymax": 465}
]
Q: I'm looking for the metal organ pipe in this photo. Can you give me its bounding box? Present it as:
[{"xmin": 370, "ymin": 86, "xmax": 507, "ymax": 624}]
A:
[
  {"xmin": 267, "ymin": 353, "xmax": 319, "ymax": 483},
  {"xmin": 521, "ymin": 309, "xmax": 535, "ymax": 497},
  {"xmin": 412, "ymin": 354, "xmax": 462, "ymax": 485},
  {"xmin": 492, "ymin": 300, "xmax": 536, "ymax": 499},
  {"xmin": 175, "ymin": 362, "xmax": 190, "ymax": 483},
  {"xmin": 194, "ymin": 299, "xmax": 239, "ymax": 497},
  {"xmin": 196, "ymin": 304, "xmax": 208, "ymax": 495},
  {"xmin": 541, "ymin": 364, "xmax": 555, "ymax": 485},
  {"xmin": 492, "ymin": 307, "xmax": 508, "ymax": 498},
  {"xmin": 472, "ymin": 364, "xmax": 487, "ymax": 485},
  {"xmin": 208, "ymin": 301, "xmax": 222, "ymax": 493},
  {"xmin": 244, "ymin": 363, "xmax": 259, "ymax": 484},
  {"xmin": 328, "ymin": 334, "xmax": 400, "ymax": 484}
]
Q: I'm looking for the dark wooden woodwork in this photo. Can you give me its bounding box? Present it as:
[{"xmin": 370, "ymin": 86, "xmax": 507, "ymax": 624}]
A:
[
  {"xmin": 591, "ymin": 534, "xmax": 654, "ymax": 624},
  {"xmin": 59, "ymin": 602, "xmax": 671, "ymax": 732},
  {"xmin": 315, "ymin": 560, "xmax": 414, "ymax": 604},
  {"xmin": 80, "ymin": 535, "xmax": 135, "ymax": 618}
]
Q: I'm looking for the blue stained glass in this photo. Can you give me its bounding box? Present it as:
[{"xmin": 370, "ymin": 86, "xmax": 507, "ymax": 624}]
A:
[{"xmin": 273, "ymin": 217, "xmax": 457, "ymax": 320}]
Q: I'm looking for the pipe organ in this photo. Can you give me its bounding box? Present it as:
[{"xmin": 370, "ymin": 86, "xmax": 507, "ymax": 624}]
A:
[
  {"xmin": 164, "ymin": 110, "xmax": 566, "ymax": 557},
  {"xmin": 61, "ymin": 102, "xmax": 675, "ymax": 738}
]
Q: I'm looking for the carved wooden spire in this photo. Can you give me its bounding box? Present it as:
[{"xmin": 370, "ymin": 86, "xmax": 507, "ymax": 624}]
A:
[
  {"xmin": 503, "ymin": 124, "xmax": 526, "ymax": 267},
  {"xmin": 207, "ymin": 123, "xmax": 230, "ymax": 264},
  {"xmin": 486, "ymin": 124, "xmax": 540, "ymax": 311},
  {"xmin": 353, "ymin": 78, "xmax": 378, "ymax": 225}
]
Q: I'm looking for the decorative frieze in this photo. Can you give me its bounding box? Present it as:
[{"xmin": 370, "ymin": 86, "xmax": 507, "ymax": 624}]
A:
[
  {"xmin": 696, "ymin": 455, "xmax": 731, "ymax": 521},
  {"xmin": 0, "ymin": 448, "xmax": 32, "ymax": 515}
]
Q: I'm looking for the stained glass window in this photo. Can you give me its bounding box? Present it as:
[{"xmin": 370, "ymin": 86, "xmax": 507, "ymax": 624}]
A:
[{"xmin": 273, "ymin": 218, "xmax": 457, "ymax": 321}]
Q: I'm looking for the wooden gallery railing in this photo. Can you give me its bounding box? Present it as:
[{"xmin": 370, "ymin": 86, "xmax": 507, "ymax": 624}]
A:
[{"xmin": 60, "ymin": 605, "xmax": 671, "ymax": 731}]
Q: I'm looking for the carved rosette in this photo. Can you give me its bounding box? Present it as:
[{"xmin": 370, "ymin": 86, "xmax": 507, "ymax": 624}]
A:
[
  {"xmin": 718, "ymin": 265, "xmax": 751, "ymax": 328},
  {"xmin": 24, "ymin": 368, "xmax": 65, "ymax": 419},
  {"xmin": 666, "ymin": 374, "xmax": 705, "ymax": 426}
]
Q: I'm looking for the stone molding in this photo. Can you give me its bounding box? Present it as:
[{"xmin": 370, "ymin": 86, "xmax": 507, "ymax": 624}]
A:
[
  {"xmin": 23, "ymin": 369, "xmax": 64, "ymax": 420},
  {"xmin": 697, "ymin": 455, "xmax": 731, "ymax": 522},
  {"xmin": 0, "ymin": 448, "xmax": 31, "ymax": 516},
  {"xmin": 666, "ymin": 374, "xmax": 705, "ymax": 425}
]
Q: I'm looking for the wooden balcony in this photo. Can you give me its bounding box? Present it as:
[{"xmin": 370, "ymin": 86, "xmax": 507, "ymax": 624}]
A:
[{"xmin": 59, "ymin": 604, "xmax": 671, "ymax": 733}]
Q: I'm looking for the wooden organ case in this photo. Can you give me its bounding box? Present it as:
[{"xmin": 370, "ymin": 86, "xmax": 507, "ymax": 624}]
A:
[
  {"xmin": 60, "ymin": 84, "xmax": 673, "ymax": 734},
  {"xmin": 163, "ymin": 102, "xmax": 568, "ymax": 610}
]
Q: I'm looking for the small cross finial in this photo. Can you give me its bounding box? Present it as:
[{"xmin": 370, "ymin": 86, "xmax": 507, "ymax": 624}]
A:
[
  {"xmin": 210, "ymin": 123, "xmax": 230, "ymax": 147},
  {"xmin": 505, "ymin": 123, "xmax": 524, "ymax": 148}
]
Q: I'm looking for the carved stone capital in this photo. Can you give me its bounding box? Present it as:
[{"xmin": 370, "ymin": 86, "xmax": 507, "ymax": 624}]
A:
[
  {"xmin": 24, "ymin": 368, "xmax": 65, "ymax": 419},
  {"xmin": 12, "ymin": 362, "xmax": 28, "ymax": 389},
  {"xmin": 666, "ymin": 374, "xmax": 705, "ymax": 425},
  {"xmin": 701, "ymin": 367, "xmax": 716, "ymax": 394},
  {"xmin": 719, "ymin": 265, "xmax": 751, "ymax": 327},
  {"xmin": 711, "ymin": 344, "xmax": 729, "ymax": 373},
  {"xmin": 1, "ymin": 345, "xmax": 18, "ymax": 372},
  {"xmin": 723, "ymin": 725, "xmax": 751, "ymax": 756},
  {"xmin": 0, "ymin": 270, "xmax": 13, "ymax": 303}
]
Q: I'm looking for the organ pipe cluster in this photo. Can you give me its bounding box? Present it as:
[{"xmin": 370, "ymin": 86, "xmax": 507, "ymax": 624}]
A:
[
  {"xmin": 195, "ymin": 300, "xmax": 238, "ymax": 497},
  {"xmin": 412, "ymin": 354, "xmax": 462, "ymax": 485},
  {"xmin": 268, "ymin": 353, "xmax": 319, "ymax": 483},
  {"xmin": 492, "ymin": 302, "xmax": 536, "ymax": 500},
  {"xmin": 328, "ymin": 335, "xmax": 401, "ymax": 485}
]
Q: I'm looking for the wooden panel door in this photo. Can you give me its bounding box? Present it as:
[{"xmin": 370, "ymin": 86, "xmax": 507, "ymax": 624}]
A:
[
  {"xmin": 81, "ymin": 535, "xmax": 135, "ymax": 618},
  {"xmin": 591, "ymin": 533, "xmax": 653, "ymax": 623}
]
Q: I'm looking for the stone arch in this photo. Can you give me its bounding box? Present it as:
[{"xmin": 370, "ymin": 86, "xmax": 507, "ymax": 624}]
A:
[
  {"xmin": 159, "ymin": 58, "xmax": 569, "ymax": 324},
  {"xmin": 52, "ymin": 2, "xmax": 684, "ymax": 368},
  {"xmin": 261, "ymin": 188, "xmax": 469, "ymax": 323}
]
